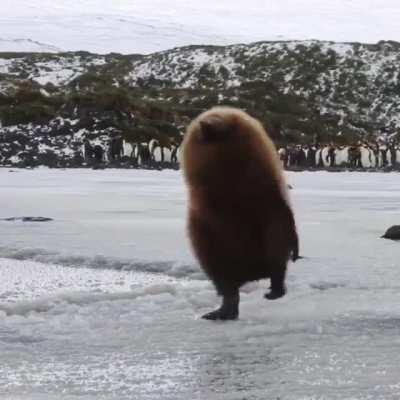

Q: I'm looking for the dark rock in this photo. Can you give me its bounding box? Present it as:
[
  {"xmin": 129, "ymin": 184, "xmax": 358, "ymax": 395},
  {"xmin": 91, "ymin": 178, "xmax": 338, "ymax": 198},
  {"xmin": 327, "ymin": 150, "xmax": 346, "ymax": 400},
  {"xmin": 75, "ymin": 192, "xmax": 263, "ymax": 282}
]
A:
[
  {"xmin": 381, "ymin": 225, "xmax": 400, "ymax": 240},
  {"xmin": 2, "ymin": 217, "xmax": 53, "ymax": 222}
]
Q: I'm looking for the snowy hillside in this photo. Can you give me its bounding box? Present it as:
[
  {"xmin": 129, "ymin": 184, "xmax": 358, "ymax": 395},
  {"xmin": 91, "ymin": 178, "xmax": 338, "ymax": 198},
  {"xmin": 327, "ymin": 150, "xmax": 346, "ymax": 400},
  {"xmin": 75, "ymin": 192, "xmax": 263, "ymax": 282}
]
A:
[
  {"xmin": 0, "ymin": 39, "xmax": 61, "ymax": 53},
  {"xmin": 2, "ymin": 40, "xmax": 400, "ymax": 168},
  {"xmin": 1, "ymin": 0, "xmax": 400, "ymax": 54}
]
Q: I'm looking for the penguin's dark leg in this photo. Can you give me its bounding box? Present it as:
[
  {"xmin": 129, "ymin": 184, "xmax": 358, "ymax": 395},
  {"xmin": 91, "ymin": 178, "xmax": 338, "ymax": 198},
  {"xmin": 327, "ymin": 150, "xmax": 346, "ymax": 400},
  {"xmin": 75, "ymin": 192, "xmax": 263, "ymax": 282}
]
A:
[
  {"xmin": 202, "ymin": 286, "xmax": 239, "ymax": 321},
  {"xmin": 264, "ymin": 262, "xmax": 287, "ymax": 300}
]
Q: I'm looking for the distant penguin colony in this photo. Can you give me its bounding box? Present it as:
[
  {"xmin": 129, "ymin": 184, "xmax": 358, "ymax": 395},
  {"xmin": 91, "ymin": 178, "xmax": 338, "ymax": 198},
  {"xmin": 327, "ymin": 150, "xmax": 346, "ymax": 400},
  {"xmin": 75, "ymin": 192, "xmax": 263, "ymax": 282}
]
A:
[{"xmin": 182, "ymin": 107, "xmax": 299, "ymax": 320}]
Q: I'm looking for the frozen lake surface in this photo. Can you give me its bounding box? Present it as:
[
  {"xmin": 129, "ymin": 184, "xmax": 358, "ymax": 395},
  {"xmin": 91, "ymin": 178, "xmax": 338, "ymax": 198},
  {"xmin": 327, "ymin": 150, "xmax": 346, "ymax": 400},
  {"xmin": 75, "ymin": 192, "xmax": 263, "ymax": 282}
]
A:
[{"xmin": 0, "ymin": 168, "xmax": 400, "ymax": 399}]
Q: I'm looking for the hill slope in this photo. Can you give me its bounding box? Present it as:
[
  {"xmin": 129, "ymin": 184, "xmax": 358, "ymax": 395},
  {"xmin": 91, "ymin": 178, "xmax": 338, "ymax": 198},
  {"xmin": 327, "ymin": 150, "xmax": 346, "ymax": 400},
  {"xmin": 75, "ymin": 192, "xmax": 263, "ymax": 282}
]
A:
[
  {"xmin": 1, "ymin": 0, "xmax": 400, "ymax": 54},
  {"xmin": 1, "ymin": 40, "xmax": 400, "ymax": 166}
]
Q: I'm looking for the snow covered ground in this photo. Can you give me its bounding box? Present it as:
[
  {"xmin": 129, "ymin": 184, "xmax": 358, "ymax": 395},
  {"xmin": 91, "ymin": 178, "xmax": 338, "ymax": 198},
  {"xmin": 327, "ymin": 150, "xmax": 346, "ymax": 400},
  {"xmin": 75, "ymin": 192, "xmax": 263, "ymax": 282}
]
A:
[
  {"xmin": 0, "ymin": 168, "xmax": 400, "ymax": 399},
  {"xmin": 1, "ymin": 0, "xmax": 400, "ymax": 53}
]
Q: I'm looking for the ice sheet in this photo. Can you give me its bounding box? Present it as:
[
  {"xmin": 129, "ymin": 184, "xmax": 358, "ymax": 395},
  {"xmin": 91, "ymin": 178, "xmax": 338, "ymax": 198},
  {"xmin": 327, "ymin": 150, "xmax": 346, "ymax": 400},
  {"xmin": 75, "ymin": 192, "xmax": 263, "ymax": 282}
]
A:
[{"xmin": 0, "ymin": 168, "xmax": 400, "ymax": 399}]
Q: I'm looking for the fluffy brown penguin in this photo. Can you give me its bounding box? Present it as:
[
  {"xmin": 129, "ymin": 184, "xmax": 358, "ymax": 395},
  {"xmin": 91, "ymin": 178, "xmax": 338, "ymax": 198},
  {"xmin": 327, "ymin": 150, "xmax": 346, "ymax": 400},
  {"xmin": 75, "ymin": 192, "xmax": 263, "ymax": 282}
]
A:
[{"xmin": 182, "ymin": 107, "xmax": 299, "ymax": 320}]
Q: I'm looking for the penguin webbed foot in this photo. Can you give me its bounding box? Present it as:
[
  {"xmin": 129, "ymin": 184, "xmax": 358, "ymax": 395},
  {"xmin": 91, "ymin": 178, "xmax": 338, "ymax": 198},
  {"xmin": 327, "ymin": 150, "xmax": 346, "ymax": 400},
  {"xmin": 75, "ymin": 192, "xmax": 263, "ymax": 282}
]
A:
[
  {"xmin": 201, "ymin": 307, "xmax": 238, "ymax": 320},
  {"xmin": 264, "ymin": 286, "xmax": 286, "ymax": 300}
]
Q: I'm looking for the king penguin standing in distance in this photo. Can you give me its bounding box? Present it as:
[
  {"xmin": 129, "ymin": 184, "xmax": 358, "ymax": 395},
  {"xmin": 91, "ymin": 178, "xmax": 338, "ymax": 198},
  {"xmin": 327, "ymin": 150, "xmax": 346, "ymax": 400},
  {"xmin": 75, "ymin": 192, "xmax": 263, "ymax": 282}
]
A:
[{"xmin": 182, "ymin": 107, "xmax": 299, "ymax": 320}]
